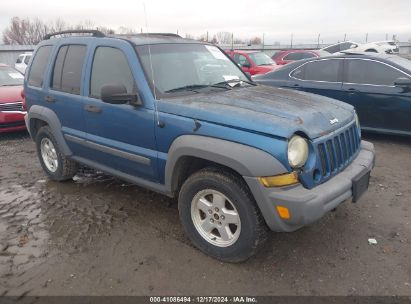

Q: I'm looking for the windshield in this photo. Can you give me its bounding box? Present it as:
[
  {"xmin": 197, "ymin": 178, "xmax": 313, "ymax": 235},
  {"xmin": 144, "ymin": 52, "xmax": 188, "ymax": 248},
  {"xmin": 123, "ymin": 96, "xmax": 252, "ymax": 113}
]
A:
[
  {"xmin": 0, "ymin": 66, "xmax": 24, "ymax": 86},
  {"xmin": 248, "ymin": 52, "xmax": 275, "ymax": 66},
  {"xmin": 135, "ymin": 43, "xmax": 249, "ymax": 97}
]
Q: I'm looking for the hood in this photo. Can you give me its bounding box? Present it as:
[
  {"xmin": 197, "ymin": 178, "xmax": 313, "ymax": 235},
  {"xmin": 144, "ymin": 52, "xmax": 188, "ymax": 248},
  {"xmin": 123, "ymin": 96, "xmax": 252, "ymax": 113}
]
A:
[
  {"xmin": 158, "ymin": 85, "xmax": 354, "ymax": 139},
  {"xmin": 0, "ymin": 85, "xmax": 23, "ymax": 103}
]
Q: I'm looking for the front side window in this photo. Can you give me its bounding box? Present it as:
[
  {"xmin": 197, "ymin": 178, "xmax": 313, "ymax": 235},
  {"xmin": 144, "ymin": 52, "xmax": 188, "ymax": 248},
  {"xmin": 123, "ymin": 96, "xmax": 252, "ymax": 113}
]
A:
[
  {"xmin": 90, "ymin": 47, "xmax": 136, "ymax": 99},
  {"xmin": 0, "ymin": 66, "xmax": 24, "ymax": 86},
  {"xmin": 28, "ymin": 45, "xmax": 53, "ymax": 87},
  {"xmin": 136, "ymin": 44, "xmax": 249, "ymax": 97},
  {"xmin": 51, "ymin": 45, "xmax": 86, "ymax": 95},
  {"xmin": 16, "ymin": 55, "xmax": 23, "ymax": 64},
  {"xmin": 292, "ymin": 59, "xmax": 340, "ymax": 82},
  {"xmin": 346, "ymin": 59, "xmax": 406, "ymax": 86},
  {"xmin": 248, "ymin": 52, "xmax": 274, "ymax": 66}
]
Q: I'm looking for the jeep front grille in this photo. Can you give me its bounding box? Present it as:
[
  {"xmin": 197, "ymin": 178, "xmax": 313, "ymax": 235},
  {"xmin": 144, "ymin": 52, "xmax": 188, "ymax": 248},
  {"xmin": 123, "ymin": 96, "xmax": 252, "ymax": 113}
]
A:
[{"xmin": 317, "ymin": 123, "xmax": 360, "ymax": 178}]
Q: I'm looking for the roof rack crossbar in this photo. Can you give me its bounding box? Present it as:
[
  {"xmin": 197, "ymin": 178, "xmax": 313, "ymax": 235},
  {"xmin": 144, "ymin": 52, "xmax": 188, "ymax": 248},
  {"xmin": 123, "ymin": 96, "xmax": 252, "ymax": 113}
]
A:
[{"xmin": 44, "ymin": 30, "xmax": 105, "ymax": 40}]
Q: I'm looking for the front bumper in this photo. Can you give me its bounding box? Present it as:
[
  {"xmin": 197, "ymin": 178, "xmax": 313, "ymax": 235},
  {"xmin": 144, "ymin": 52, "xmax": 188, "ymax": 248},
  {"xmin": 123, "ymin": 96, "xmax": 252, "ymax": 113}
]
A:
[
  {"xmin": 244, "ymin": 140, "xmax": 375, "ymax": 232},
  {"xmin": 0, "ymin": 111, "xmax": 26, "ymax": 133}
]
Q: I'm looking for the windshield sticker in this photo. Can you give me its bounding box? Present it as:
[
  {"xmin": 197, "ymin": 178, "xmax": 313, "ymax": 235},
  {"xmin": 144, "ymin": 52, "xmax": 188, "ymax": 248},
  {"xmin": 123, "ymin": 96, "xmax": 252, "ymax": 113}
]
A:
[
  {"xmin": 205, "ymin": 45, "xmax": 229, "ymax": 61},
  {"xmin": 223, "ymin": 75, "xmax": 240, "ymax": 81},
  {"xmin": 8, "ymin": 73, "xmax": 24, "ymax": 79}
]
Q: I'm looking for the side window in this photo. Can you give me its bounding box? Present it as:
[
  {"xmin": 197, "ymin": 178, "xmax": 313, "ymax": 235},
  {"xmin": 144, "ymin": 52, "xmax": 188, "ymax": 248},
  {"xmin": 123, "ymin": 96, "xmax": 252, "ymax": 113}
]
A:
[
  {"xmin": 291, "ymin": 66, "xmax": 305, "ymax": 80},
  {"xmin": 24, "ymin": 55, "xmax": 31, "ymax": 65},
  {"xmin": 300, "ymin": 52, "xmax": 316, "ymax": 59},
  {"xmin": 303, "ymin": 60, "xmax": 340, "ymax": 82},
  {"xmin": 51, "ymin": 45, "xmax": 87, "ymax": 95},
  {"xmin": 284, "ymin": 53, "xmax": 302, "ymax": 61},
  {"xmin": 233, "ymin": 54, "xmax": 250, "ymax": 67},
  {"xmin": 28, "ymin": 45, "xmax": 53, "ymax": 87},
  {"xmin": 90, "ymin": 47, "xmax": 136, "ymax": 99},
  {"xmin": 346, "ymin": 60, "xmax": 406, "ymax": 86},
  {"xmin": 323, "ymin": 44, "xmax": 340, "ymax": 54},
  {"xmin": 16, "ymin": 55, "xmax": 23, "ymax": 64}
]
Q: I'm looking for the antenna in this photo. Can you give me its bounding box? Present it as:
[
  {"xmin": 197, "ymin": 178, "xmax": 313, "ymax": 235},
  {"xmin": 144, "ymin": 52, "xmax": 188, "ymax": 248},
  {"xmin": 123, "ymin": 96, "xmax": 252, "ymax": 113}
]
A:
[{"xmin": 143, "ymin": 3, "xmax": 160, "ymax": 126}]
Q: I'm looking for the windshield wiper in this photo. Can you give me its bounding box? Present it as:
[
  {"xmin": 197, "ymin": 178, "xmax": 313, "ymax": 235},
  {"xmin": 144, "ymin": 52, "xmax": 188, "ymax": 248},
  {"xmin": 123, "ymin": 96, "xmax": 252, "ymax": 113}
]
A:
[
  {"xmin": 165, "ymin": 84, "xmax": 233, "ymax": 93},
  {"xmin": 165, "ymin": 84, "xmax": 210, "ymax": 93}
]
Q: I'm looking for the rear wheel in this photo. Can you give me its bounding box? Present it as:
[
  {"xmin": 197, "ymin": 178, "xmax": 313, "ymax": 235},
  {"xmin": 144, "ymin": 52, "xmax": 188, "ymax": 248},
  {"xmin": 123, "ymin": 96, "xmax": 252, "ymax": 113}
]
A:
[
  {"xmin": 35, "ymin": 126, "xmax": 78, "ymax": 181},
  {"xmin": 178, "ymin": 167, "xmax": 268, "ymax": 262}
]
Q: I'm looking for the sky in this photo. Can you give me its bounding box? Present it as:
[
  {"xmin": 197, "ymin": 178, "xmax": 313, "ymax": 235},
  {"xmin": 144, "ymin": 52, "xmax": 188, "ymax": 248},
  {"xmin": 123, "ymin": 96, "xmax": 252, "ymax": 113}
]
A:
[{"xmin": 1, "ymin": 0, "xmax": 411, "ymax": 45}]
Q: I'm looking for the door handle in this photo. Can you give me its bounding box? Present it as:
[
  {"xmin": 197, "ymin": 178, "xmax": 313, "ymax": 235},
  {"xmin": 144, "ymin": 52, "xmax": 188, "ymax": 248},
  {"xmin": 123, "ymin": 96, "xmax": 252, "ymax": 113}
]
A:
[
  {"xmin": 44, "ymin": 95, "xmax": 55, "ymax": 103},
  {"xmin": 84, "ymin": 104, "xmax": 102, "ymax": 114}
]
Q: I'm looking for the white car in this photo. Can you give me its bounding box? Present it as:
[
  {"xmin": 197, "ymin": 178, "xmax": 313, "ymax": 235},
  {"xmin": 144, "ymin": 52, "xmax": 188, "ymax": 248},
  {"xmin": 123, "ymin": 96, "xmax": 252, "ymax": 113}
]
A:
[
  {"xmin": 14, "ymin": 52, "xmax": 32, "ymax": 74},
  {"xmin": 356, "ymin": 41, "xmax": 399, "ymax": 54},
  {"xmin": 322, "ymin": 41, "xmax": 399, "ymax": 54}
]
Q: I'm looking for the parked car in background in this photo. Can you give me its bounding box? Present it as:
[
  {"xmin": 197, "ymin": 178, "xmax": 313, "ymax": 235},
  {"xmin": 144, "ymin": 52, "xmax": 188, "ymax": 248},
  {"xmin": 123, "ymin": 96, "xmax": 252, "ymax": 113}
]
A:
[
  {"xmin": 0, "ymin": 64, "xmax": 26, "ymax": 133},
  {"xmin": 355, "ymin": 41, "xmax": 399, "ymax": 54},
  {"xmin": 272, "ymin": 49, "xmax": 329, "ymax": 65},
  {"xmin": 24, "ymin": 30, "xmax": 375, "ymax": 262},
  {"xmin": 226, "ymin": 50, "xmax": 279, "ymax": 75},
  {"xmin": 254, "ymin": 53, "xmax": 411, "ymax": 136},
  {"xmin": 321, "ymin": 41, "xmax": 399, "ymax": 54},
  {"xmin": 15, "ymin": 52, "xmax": 33, "ymax": 74}
]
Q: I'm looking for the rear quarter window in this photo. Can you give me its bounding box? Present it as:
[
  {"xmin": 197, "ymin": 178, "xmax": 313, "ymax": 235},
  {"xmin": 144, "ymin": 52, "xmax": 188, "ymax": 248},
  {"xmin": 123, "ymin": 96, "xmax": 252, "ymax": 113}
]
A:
[{"xmin": 28, "ymin": 45, "xmax": 53, "ymax": 87}]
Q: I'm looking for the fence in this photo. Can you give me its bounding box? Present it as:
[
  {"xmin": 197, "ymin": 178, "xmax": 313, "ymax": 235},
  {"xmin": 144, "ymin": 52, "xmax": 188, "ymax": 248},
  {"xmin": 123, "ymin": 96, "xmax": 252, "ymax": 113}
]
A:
[{"xmin": 1, "ymin": 42, "xmax": 410, "ymax": 66}]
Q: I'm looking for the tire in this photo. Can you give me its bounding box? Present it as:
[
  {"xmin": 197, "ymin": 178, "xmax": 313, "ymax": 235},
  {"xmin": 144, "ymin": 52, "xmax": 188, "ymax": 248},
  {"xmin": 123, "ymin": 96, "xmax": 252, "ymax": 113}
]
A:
[
  {"xmin": 35, "ymin": 126, "xmax": 78, "ymax": 181},
  {"xmin": 178, "ymin": 167, "xmax": 268, "ymax": 262},
  {"xmin": 365, "ymin": 49, "xmax": 378, "ymax": 53}
]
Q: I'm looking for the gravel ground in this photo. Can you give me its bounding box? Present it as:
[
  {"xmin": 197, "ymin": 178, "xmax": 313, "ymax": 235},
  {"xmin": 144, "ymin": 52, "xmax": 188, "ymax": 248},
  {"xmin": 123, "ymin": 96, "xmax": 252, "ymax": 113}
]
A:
[{"xmin": 0, "ymin": 131, "xmax": 410, "ymax": 296}]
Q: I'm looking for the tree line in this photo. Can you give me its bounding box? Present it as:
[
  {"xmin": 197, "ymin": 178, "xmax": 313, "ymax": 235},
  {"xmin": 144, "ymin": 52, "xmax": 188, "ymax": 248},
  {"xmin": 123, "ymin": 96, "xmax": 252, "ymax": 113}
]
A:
[{"xmin": 2, "ymin": 17, "xmax": 263, "ymax": 46}]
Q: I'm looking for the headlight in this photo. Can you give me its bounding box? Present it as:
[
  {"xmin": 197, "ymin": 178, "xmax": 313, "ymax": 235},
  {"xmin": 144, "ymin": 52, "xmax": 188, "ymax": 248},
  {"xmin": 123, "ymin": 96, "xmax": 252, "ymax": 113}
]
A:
[{"xmin": 288, "ymin": 135, "xmax": 309, "ymax": 168}]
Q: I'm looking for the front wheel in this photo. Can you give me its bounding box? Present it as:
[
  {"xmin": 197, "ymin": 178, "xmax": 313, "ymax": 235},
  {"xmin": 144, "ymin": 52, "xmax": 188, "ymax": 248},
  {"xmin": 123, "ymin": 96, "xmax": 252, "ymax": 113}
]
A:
[{"xmin": 178, "ymin": 168, "xmax": 268, "ymax": 262}]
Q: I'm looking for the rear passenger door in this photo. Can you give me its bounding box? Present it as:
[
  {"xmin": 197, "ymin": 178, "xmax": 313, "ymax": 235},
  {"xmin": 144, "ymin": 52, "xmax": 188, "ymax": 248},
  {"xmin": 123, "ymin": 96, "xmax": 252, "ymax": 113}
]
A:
[
  {"xmin": 46, "ymin": 44, "xmax": 89, "ymax": 156},
  {"xmin": 81, "ymin": 42, "xmax": 158, "ymax": 181}
]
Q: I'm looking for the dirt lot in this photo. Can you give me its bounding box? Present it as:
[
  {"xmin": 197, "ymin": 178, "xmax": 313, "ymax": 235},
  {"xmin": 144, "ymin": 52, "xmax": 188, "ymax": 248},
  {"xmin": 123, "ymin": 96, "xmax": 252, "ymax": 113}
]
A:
[{"xmin": 0, "ymin": 131, "xmax": 410, "ymax": 296}]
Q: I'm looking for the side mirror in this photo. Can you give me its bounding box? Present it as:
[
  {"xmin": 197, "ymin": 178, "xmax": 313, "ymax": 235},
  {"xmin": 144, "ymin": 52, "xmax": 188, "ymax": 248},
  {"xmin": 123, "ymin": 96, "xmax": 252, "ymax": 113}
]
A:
[
  {"xmin": 394, "ymin": 77, "xmax": 411, "ymax": 88},
  {"xmin": 101, "ymin": 84, "xmax": 142, "ymax": 106}
]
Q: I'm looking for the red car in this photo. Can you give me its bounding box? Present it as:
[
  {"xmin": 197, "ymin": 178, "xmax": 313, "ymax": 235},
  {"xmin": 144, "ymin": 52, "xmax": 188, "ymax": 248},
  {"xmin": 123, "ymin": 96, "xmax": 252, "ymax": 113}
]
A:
[
  {"xmin": 0, "ymin": 64, "xmax": 26, "ymax": 133},
  {"xmin": 272, "ymin": 50, "xmax": 328, "ymax": 65},
  {"xmin": 225, "ymin": 50, "xmax": 279, "ymax": 76}
]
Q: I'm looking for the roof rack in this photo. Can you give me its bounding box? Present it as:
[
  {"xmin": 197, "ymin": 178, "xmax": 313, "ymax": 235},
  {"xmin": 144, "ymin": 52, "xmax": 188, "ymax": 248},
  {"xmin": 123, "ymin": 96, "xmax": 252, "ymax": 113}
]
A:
[{"xmin": 44, "ymin": 30, "xmax": 105, "ymax": 40}]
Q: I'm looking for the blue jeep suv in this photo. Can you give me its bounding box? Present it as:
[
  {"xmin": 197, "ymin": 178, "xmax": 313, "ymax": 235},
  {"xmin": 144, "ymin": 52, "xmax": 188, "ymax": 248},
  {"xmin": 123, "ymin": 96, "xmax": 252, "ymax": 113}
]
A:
[{"xmin": 24, "ymin": 30, "xmax": 375, "ymax": 262}]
